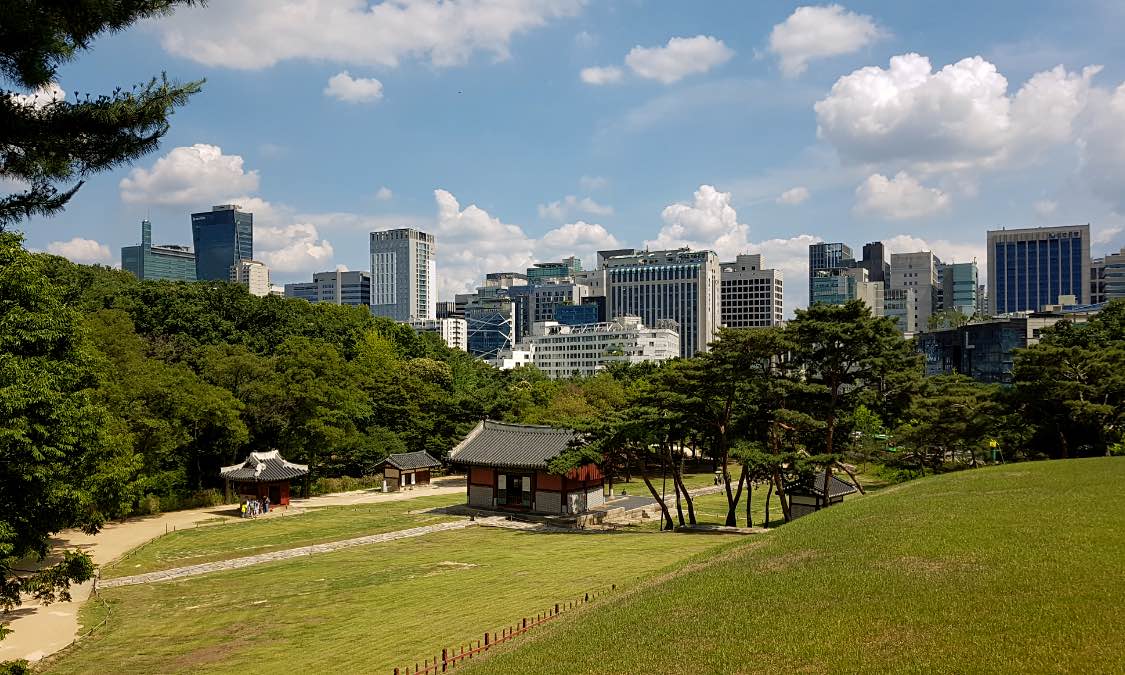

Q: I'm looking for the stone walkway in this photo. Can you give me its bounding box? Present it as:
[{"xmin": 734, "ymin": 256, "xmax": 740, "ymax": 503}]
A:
[{"xmin": 99, "ymin": 518, "xmax": 488, "ymax": 589}]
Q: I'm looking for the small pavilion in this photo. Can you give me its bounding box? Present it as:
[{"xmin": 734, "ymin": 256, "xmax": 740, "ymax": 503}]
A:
[
  {"xmin": 449, "ymin": 420, "xmax": 604, "ymax": 515},
  {"xmin": 220, "ymin": 450, "xmax": 308, "ymax": 506},
  {"xmin": 378, "ymin": 451, "xmax": 442, "ymax": 491},
  {"xmin": 785, "ymin": 473, "xmax": 858, "ymax": 519}
]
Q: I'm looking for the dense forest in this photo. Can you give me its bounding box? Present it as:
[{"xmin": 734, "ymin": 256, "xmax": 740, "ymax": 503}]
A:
[{"xmin": 3, "ymin": 230, "xmax": 1123, "ymax": 607}]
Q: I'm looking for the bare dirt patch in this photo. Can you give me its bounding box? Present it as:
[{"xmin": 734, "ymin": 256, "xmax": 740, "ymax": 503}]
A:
[{"xmin": 755, "ymin": 549, "xmax": 823, "ymax": 573}]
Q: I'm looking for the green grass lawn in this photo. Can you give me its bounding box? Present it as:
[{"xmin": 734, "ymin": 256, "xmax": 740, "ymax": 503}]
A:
[
  {"xmin": 469, "ymin": 457, "xmax": 1125, "ymax": 674},
  {"xmin": 45, "ymin": 527, "xmax": 730, "ymax": 674},
  {"xmin": 100, "ymin": 493, "xmax": 464, "ymax": 578}
]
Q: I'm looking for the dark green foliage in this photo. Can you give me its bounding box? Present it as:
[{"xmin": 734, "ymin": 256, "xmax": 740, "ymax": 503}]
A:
[
  {"xmin": 0, "ymin": 232, "xmax": 129, "ymax": 627},
  {"xmin": 1, "ymin": 1, "xmax": 202, "ymax": 226}
]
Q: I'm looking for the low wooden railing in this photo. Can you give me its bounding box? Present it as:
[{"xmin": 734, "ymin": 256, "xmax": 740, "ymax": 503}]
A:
[{"xmin": 393, "ymin": 585, "xmax": 617, "ymax": 674}]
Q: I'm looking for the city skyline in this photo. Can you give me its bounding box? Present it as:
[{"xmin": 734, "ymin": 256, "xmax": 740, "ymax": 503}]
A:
[{"xmin": 16, "ymin": 1, "xmax": 1125, "ymax": 314}]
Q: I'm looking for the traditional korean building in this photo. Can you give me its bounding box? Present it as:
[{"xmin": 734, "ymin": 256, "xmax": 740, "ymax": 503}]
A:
[
  {"xmin": 220, "ymin": 450, "xmax": 308, "ymax": 506},
  {"xmin": 449, "ymin": 420, "xmax": 604, "ymax": 515},
  {"xmin": 378, "ymin": 451, "xmax": 442, "ymax": 491},
  {"xmin": 785, "ymin": 473, "xmax": 858, "ymax": 519}
]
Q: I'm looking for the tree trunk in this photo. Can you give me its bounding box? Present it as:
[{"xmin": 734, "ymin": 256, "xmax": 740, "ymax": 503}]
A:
[
  {"xmin": 671, "ymin": 451, "xmax": 696, "ymax": 525},
  {"xmin": 834, "ymin": 461, "xmax": 865, "ymax": 495},
  {"xmin": 746, "ymin": 479, "xmax": 753, "ymax": 528},
  {"xmin": 764, "ymin": 480, "xmax": 773, "ymax": 527},
  {"xmin": 725, "ymin": 462, "xmax": 747, "ymax": 526},
  {"xmin": 639, "ymin": 457, "xmax": 674, "ymax": 530},
  {"xmin": 772, "ymin": 470, "xmax": 791, "ymax": 522},
  {"xmin": 669, "ymin": 444, "xmax": 685, "ymax": 527}
]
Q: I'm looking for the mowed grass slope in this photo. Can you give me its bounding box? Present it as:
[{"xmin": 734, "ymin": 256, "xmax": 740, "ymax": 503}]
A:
[
  {"xmin": 101, "ymin": 493, "xmax": 463, "ymax": 578},
  {"xmin": 471, "ymin": 458, "xmax": 1125, "ymax": 674},
  {"xmin": 46, "ymin": 527, "xmax": 731, "ymax": 674}
]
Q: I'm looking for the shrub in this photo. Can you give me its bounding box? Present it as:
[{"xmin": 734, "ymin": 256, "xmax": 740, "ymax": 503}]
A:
[{"xmin": 309, "ymin": 475, "xmax": 384, "ymax": 496}]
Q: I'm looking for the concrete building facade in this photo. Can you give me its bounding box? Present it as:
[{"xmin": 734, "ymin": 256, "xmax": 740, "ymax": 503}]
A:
[
  {"xmin": 284, "ymin": 270, "xmax": 372, "ymax": 306},
  {"xmin": 719, "ymin": 254, "xmax": 784, "ymax": 328},
  {"xmin": 520, "ymin": 316, "xmax": 679, "ymax": 378},
  {"xmin": 229, "ymin": 259, "xmax": 270, "ymax": 297},
  {"xmin": 409, "ymin": 317, "xmax": 468, "ymax": 351},
  {"xmin": 370, "ymin": 228, "xmax": 436, "ymax": 321},
  {"xmin": 603, "ymin": 248, "xmax": 720, "ymax": 357},
  {"xmin": 890, "ymin": 251, "xmax": 942, "ymax": 331}
]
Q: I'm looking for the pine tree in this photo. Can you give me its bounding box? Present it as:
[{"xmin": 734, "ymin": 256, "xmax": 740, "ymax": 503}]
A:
[{"xmin": 0, "ymin": 1, "xmax": 203, "ymax": 227}]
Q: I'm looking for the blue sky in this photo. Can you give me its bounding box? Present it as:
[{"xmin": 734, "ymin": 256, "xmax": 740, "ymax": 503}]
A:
[{"xmin": 15, "ymin": 0, "xmax": 1125, "ymax": 310}]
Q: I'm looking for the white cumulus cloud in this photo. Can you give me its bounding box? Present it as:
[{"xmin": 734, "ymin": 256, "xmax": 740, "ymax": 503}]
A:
[
  {"xmin": 119, "ymin": 144, "xmax": 260, "ymax": 205},
  {"xmin": 324, "ymin": 71, "xmax": 384, "ymax": 103},
  {"xmin": 433, "ymin": 189, "xmax": 537, "ymax": 295},
  {"xmin": 8, "ymin": 81, "xmax": 66, "ymax": 108},
  {"xmin": 255, "ymin": 223, "xmax": 335, "ymax": 273},
  {"xmin": 375, "ymin": 186, "xmax": 394, "ymax": 201},
  {"xmin": 537, "ymin": 221, "xmax": 621, "ymax": 266},
  {"xmin": 1078, "ymin": 83, "xmax": 1125, "ymax": 214},
  {"xmin": 580, "ymin": 66, "xmax": 623, "ymax": 85},
  {"xmin": 47, "ymin": 237, "xmax": 114, "ymax": 265},
  {"xmin": 769, "ymin": 4, "xmax": 883, "ymax": 77},
  {"xmin": 883, "ymin": 234, "xmax": 986, "ymax": 278},
  {"xmin": 537, "ymin": 195, "xmax": 613, "ymax": 221},
  {"xmin": 815, "ymin": 53, "xmax": 1100, "ymax": 172},
  {"xmin": 624, "ymin": 35, "xmax": 733, "ymax": 84},
  {"xmin": 1033, "ymin": 199, "xmax": 1058, "ymax": 219},
  {"xmin": 854, "ymin": 172, "xmax": 951, "ymax": 219},
  {"xmin": 647, "ymin": 184, "xmax": 749, "ymax": 259},
  {"xmin": 777, "ymin": 186, "xmax": 811, "ymax": 205},
  {"xmin": 579, "ymin": 175, "xmax": 608, "ymax": 190},
  {"xmin": 155, "ymin": 0, "xmax": 583, "ymax": 70}
]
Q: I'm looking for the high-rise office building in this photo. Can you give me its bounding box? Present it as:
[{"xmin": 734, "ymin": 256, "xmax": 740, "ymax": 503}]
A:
[
  {"xmin": 987, "ymin": 224, "xmax": 1091, "ymax": 315},
  {"xmin": 808, "ymin": 242, "xmax": 854, "ymax": 305},
  {"xmin": 529, "ymin": 282, "xmax": 590, "ymax": 329},
  {"xmin": 810, "ymin": 266, "xmax": 882, "ymax": 316},
  {"xmin": 191, "ymin": 204, "xmax": 253, "ymax": 281},
  {"xmin": 526, "ymin": 257, "xmax": 583, "ymax": 285},
  {"xmin": 1091, "ymin": 247, "xmax": 1125, "ymax": 305},
  {"xmin": 409, "ymin": 318, "xmax": 468, "ymax": 351},
  {"xmin": 465, "ymin": 296, "xmax": 517, "ymax": 359},
  {"xmin": 121, "ymin": 219, "xmax": 197, "ymax": 281},
  {"xmin": 890, "ymin": 251, "xmax": 942, "ymax": 331},
  {"xmin": 719, "ymin": 254, "xmax": 784, "ymax": 328},
  {"xmin": 603, "ymin": 248, "xmax": 721, "ymax": 357},
  {"xmin": 285, "ymin": 270, "xmax": 372, "ymax": 306},
  {"xmin": 229, "ymin": 259, "xmax": 270, "ymax": 297},
  {"xmin": 941, "ymin": 261, "xmax": 980, "ymax": 317},
  {"xmin": 859, "ymin": 242, "xmax": 890, "ymax": 286},
  {"xmin": 370, "ymin": 228, "xmax": 436, "ymax": 321}
]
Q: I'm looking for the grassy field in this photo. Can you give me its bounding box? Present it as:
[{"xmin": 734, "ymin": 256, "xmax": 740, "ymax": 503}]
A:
[
  {"xmin": 101, "ymin": 493, "xmax": 464, "ymax": 578},
  {"xmin": 469, "ymin": 458, "xmax": 1125, "ymax": 674},
  {"xmin": 45, "ymin": 527, "xmax": 730, "ymax": 674}
]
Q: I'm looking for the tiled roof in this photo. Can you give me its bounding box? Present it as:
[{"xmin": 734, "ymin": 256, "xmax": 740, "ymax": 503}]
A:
[
  {"xmin": 787, "ymin": 473, "xmax": 859, "ymax": 498},
  {"xmin": 220, "ymin": 450, "xmax": 308, "ymax": 482},
  {"xmin": 448, "ymin": 420, "xmax": 579, "ymax": 470},
  {"xmin": 383, "ymin": 451, "xmax": 442, "ymax": 471}
]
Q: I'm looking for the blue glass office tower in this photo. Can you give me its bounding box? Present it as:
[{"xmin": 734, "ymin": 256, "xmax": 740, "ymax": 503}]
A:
[
  {"xmin": 191, "ymin": 204, "xmax": 253, "ymax": 281},
  {"xmin": 987, "ymin": 225, "xmax": 1090, "ymax": 315},
  {"xmin": 808, "ymin": 242, "xmax": 854, "ymax": 306}
]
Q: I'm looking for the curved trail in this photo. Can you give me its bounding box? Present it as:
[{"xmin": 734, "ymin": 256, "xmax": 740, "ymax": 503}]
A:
[{"xmin": 0, "ymin": 480, "xmax": 465, "ymax": 663}]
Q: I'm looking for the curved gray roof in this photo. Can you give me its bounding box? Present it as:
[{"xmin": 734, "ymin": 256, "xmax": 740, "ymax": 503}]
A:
[
  {"xmin": 383, "ymin": 451, "xmax": 442, "ymax": 471},
  {"xmin": 220, "ymin": 450, "xmax": 308, "ymax": 482},
  {"xmin": 448, "ymin": 420, "xmax": 578, "ymax": 470}
]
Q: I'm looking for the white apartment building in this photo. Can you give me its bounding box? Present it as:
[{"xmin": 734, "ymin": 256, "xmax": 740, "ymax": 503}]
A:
[
  {"xmin": 719, "ymin": 254, "xmax": 784, "ymax": 327},
  {"xmin": 520, "ymin": 316, "xmax": 679, "ymax": 379},
  {"xmin": 409, "ymin": 318, "xmax": 468, "ymax": 351},
  {"xmin": 229, "ymin": 259, "xmax": 270, "ymax": 297}
]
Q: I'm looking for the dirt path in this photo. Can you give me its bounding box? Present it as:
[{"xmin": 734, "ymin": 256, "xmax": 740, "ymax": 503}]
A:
[{"xmin": 0, "ymin": 478, "xmax": 465, "ymax": 664}]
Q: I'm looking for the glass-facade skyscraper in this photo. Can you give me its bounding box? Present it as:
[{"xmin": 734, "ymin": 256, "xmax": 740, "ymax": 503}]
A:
[
  {"xmin": 808, "ymin": 242, "xmax": 854, "ymax": 306},
  {"xmin": 120, "ymin": 219, "xmax": 196, "ymax": 281},
  {"xmin": 191, "ymin": 204, "xmax": 253, "ymax": 281},
  {"xmin": 987, "ymin": 225, "xmax": 1090, "ymax": 315}
]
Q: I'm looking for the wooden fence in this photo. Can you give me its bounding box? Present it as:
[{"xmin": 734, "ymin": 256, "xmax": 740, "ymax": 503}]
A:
[{"xmin": 392, "ymin": 584, "xmax": 618, "ymax": 674}]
